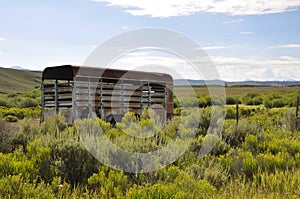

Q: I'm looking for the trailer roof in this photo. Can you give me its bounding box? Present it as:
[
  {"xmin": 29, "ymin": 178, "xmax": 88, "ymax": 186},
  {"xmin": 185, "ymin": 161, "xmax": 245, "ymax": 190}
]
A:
[{"xmin": 42, "ymin": 65, "xmax": 173, "ymax": 82}]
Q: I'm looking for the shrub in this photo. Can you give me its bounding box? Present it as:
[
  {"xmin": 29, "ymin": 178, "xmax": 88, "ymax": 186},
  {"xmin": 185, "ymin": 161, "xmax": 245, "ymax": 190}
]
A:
[
  {"xmin": 243, "ymin": 134, "xmax": 259, "ymax": 154},
  {"xmin": 242, "ymin": 151, "xmax": 258, "ymax": 178},
  {"xmin": 282, "ymin": 108, "xmax": 299, "ymax": 132},
  {"xmin": 51, "ymin": 139, "xmax": 99, "ymax": 185},
  {"xmin": 242, "ymin": 92, "xmax": 261, "ymax": 105},
  {"xmin": 256, "ymin": 152, "xmax": 294, "ymax": 172},
  {"xmin": 40, "ymin": 114, "xmax": 67, "ymax": 136},
  {"xmin": 205, "ymin": 96, "xmax": 212, "ymax": 106},
  {"xmin": 0, "ymin": 98, "xmax": 10, "ymax": 107},
  {"xmin": 173, "ymin": 108, "xmax": 181, "ymax": 115},
  {"xmin": 198, "ymin": 108, "xmax": 212, "ymax": 135},
  {"xmin": 202, "ymin": 134, "xmax": 230, "ymax": 156},
  {"xmin": 252, "ymin": 96, "xmax": 263, "ymax": 105},
  {"xmin": 174, "ymin": 97, "xmax": 180, "ymax": 108},
  {"xmin": 223, "ymin": 120, "xmax": 260, "ymax": 148},
  {"xmin": 87, "ymin": 166, "xmax": 128, "ymax": 197},
  {"xmin": 272, "ymin": 99, "xmax": 285, "ymax": 108},
  {"xmin": 127, "ymin": 171, "xmax": 216, "ymax": 199},
  {"xmin": 0, "ymin": 120, "xmax": 14, "ymax": 153},
  {"xmin": 127, "ymin": 183, "xmax": 176, "ymax": 199},
  {"xmin": 263, "ymin": 93, "xmax": 287, "ymax": 109},
  {"xmin": 18, "ymin": 97, "xmax": 39, "ymax": 108},
  {"xmin": 180, "ymin": 95, "xmax": 199, "ymax": 107},
  {"xmin": 240, "ymin": 107, "xmax": 252, "ymax": 117},
  {"xmin": 5, "ymin": 115, "xmax": 18, "ymax": 122},
  {"xmin": 2, "ymin": 108, "xmax": 25, "ymax": 119},
  {"xmin": 198, "ymin": 96, "xmax": 208, "ymax": 108},
  {"xmin": 226, "ymin": 96, "xmax": 237, "ymax": 105},
  {"xmin": 225, "ymin": 107, "xmax": 236, "ymax": 120},
  {"xmin": 203, "ymin": 162, "xmax": 229, "ymax": 188},
  {"xmin": 211, "ymin": 96, "xmax": 226, "ymax": 106},
  {"xmin": 253, "ymin": 169, "xmax": 300, "ymax": 194}
]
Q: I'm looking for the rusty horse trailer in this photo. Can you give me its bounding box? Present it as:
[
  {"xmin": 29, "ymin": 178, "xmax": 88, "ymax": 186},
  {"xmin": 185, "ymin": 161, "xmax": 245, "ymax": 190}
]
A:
[{"xmin": 41, "ymin": 65, "xmax": 174, "ymax": 125}]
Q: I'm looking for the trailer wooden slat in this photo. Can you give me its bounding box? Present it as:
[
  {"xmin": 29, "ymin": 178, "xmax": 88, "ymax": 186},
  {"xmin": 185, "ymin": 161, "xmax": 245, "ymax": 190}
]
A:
[{"xmin": 42, "ymin": 65, "xmax": 173, "ymax": 124}]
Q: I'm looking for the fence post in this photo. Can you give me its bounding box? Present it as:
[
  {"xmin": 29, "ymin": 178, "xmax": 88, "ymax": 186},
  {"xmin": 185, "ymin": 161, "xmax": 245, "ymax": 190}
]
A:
[
  {"xmin": 296, "ymin": 96, "xmax": 299, "ymax": 131},
  {"xmin": 55, "ymin": 79, "xmax": 59, "ymax": 114},
  {"xmin": 236, "ymin": 100, "xmax": 239, "ymax": 125}
]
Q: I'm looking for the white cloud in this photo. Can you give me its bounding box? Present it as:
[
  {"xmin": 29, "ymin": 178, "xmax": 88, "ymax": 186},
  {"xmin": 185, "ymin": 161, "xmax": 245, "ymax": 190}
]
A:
[
  {"xmin": 203, "ymin": 46, "xmax": 229, "ymax": 50},
  {"xmin": 0, "ymin": 51, "xmax": 2, "ymax": 55},
  {"xmin": 278, "ymin": 56, "xmax": 300, "ymax": 61},
  {"xmin": 0, "ymin": 37, "xmax": 5, "ymax": 41},
  {"xmin": 92, "ymin": 0, "xmax": 300, "ymax": 18},
  {"xmin": 102, "ymin": 50, "xmax": 300, "ymax": 81},
  {"xmin": 223, "ymin": 19, "xmax": 244, "ymax": 24},
  {"xmin": 271, "ymin": 44, "xmax": 300, "ymax": 48},
  {"xmin": 211, "ymin": 56, "xmax": 300, "ymax": 81},
  {"xmin": 109, "ymin": 51, "xmax": 200, "ymax": 79},
  {"xmin": 240, "ymin": 32, "xmax": 254, "ymax": 35},
  {"xmin": 122, "ymin": 26, "xmax": 129, "ymax": 30}
]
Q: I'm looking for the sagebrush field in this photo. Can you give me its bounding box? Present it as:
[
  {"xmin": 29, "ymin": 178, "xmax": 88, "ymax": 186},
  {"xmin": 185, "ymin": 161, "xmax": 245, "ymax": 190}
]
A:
[{"xmin": 0, "ymin": 84, "xmax": 300, "ymax": 198}]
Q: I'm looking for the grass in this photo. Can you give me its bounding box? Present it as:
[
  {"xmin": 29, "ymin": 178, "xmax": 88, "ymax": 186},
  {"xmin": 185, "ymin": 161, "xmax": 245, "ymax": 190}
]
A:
[
  {"xmin": 215, "ymin": 169, "xmax": 300, "ymax": 198},
  {"xmin": 0, "ymin": 68, "xmax": 41, "ymax": 94},
  {"xmin": 174, "ymin": 85, "xmax": 300, "ymax": 96}
]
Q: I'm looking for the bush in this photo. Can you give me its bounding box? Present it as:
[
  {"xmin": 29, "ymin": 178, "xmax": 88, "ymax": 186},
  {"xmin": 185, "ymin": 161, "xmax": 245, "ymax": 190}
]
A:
[
  {"xmin": 263, "ymin": 93, "xmax": 287, "ymax": 109},
  {"xmin": 225, "ymin": 107, "xmax": 236, "ymax": 120},
  {"xmin": 2, "ymin": 108, "xmax": 25, "ymax": 119},
  {"xmin": 203, "ymin": 162, "xmax": 229, "ymax": 188},
  {"xmin": 173, "ymin": 108, "xmax": 181, "ymax": 115},
  {"xmin": 18, "ymin": 97, "xmax": 39, "ymax": 108},
  {"xmin": 282, "ymin": 108, "xmax": 299, "ymax": 132},
  {"xmin": 243, "ymin": 134, "xmax": 259, "ymax": 154},
  {"xmin": 127, "ymin": 171, "xmax": 216, "ymax": 199},
  {"xmin": 198, "ymin": 96, "xmax": 208, "ymax": 108},
  {"xmin": 87, "ymin": 166, "xmax": 128, "ymax": 197},
  {"xmin": 40, "ymin": 114, "xmax": 67, "ymax": 136},
  {"xmin": 180, "ymin": 95, "xmax": 199, "ymax": 107},
  {"xmin": 0, "ymin": 98, "xmax": 10, "ymax": 107},
  {"xmin": 203, "ymin": 134, "xmax": 230, "ymax": 156},
  {"xmin": 256, "ymin": 153, "xmax": 284, "ymax": 172},
  {"xmin": 226, "ymin": 96, "xmax": 237, "ymax": 105},
  {"xmin": 273, "ymin": 99, "xmax": 286, "ymax": 108},
  {"xmin": 242, "ymin": 92, "xmax": 261, "ymax": 105},
  {"xmin": 223, "ymin": 120, "xmax": 260, "ymax": 148},
  {"xmin": 240, "ymin": 107, "xmax": 252, "ymax": 117},
  {"xmin": 242, "ymin": 151, "xmax": 258, "ymax": 178},
  {"xmin": 51, "ymin": 139, "xmax": 99, "ymax": 185},
  {"xmin": 252, "ymin": 96, "xmax": 263, "ymax": 105},
  {"xmin": 5, "ymin": 115, "xmax": 18, "ymax": 122},
  {"xmin": 0, "ymin": 120, "xmax": 14, "ymax": 153}
]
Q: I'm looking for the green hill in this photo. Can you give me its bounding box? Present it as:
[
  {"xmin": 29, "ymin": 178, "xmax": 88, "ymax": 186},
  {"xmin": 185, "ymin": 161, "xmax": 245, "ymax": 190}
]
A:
[{"xmin": 0, "ymin": 67, "xmax": 42, "ymax": 94}]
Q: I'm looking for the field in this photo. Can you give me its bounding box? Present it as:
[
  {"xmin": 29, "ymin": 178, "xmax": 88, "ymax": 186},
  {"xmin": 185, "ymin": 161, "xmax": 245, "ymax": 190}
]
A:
[
  {"xmin": 0, "ymin": 68, "xmax": 41, "ymax": 94},
  {"xmin": 175, "ymin": 85, "xmax": 300, "ymax": 96},
  {"xmin": 0, "ymin": 68, "xmax": 300, "ymax": 198}
]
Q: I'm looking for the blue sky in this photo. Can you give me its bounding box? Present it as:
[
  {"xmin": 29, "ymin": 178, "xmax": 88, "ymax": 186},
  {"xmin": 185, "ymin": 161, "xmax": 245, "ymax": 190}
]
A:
[{"xmin": 0, "ymin": 0, "xmax": 300, "ymax": 81}]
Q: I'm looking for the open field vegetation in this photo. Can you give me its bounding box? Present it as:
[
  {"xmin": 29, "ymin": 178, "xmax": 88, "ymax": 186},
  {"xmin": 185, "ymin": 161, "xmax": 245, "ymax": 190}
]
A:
[
  {"xmin": 175, "ymin": 85, "xmax": 300, "ymax": 96},
  {"xmin": 0, "ymin": 85, "xmax": 300, "ymax": 198},
  {"xmin": 0, "ymin": 68, "xmax": 41, "ymax": 94}
]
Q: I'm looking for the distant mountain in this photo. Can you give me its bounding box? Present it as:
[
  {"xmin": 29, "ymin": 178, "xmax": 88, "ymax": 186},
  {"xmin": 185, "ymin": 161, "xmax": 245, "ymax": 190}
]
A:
[
  {"xmin": 174, "ymin": 79, "xmax": 300, "ymax": 87},
  {"xmin": 10, "ymin": 66, "xmax": 26, "ymax": 70},
  {"xmin": 226, "ymin": 81, "xmax": 300, "ymax": 87},
  {"xmin": 0, "ymin": 67, "xmax": 41, "ymax": 94},
  {"xmin": 174, "ymin": 79, "xmax": 225, "ymax": 86}
]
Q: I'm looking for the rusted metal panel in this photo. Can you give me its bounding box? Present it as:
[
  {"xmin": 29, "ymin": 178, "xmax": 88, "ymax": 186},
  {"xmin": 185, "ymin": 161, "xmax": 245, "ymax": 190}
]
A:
[{"xmin": 42, "ymin": 65, "xmax": 173, "ymax": 83}]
